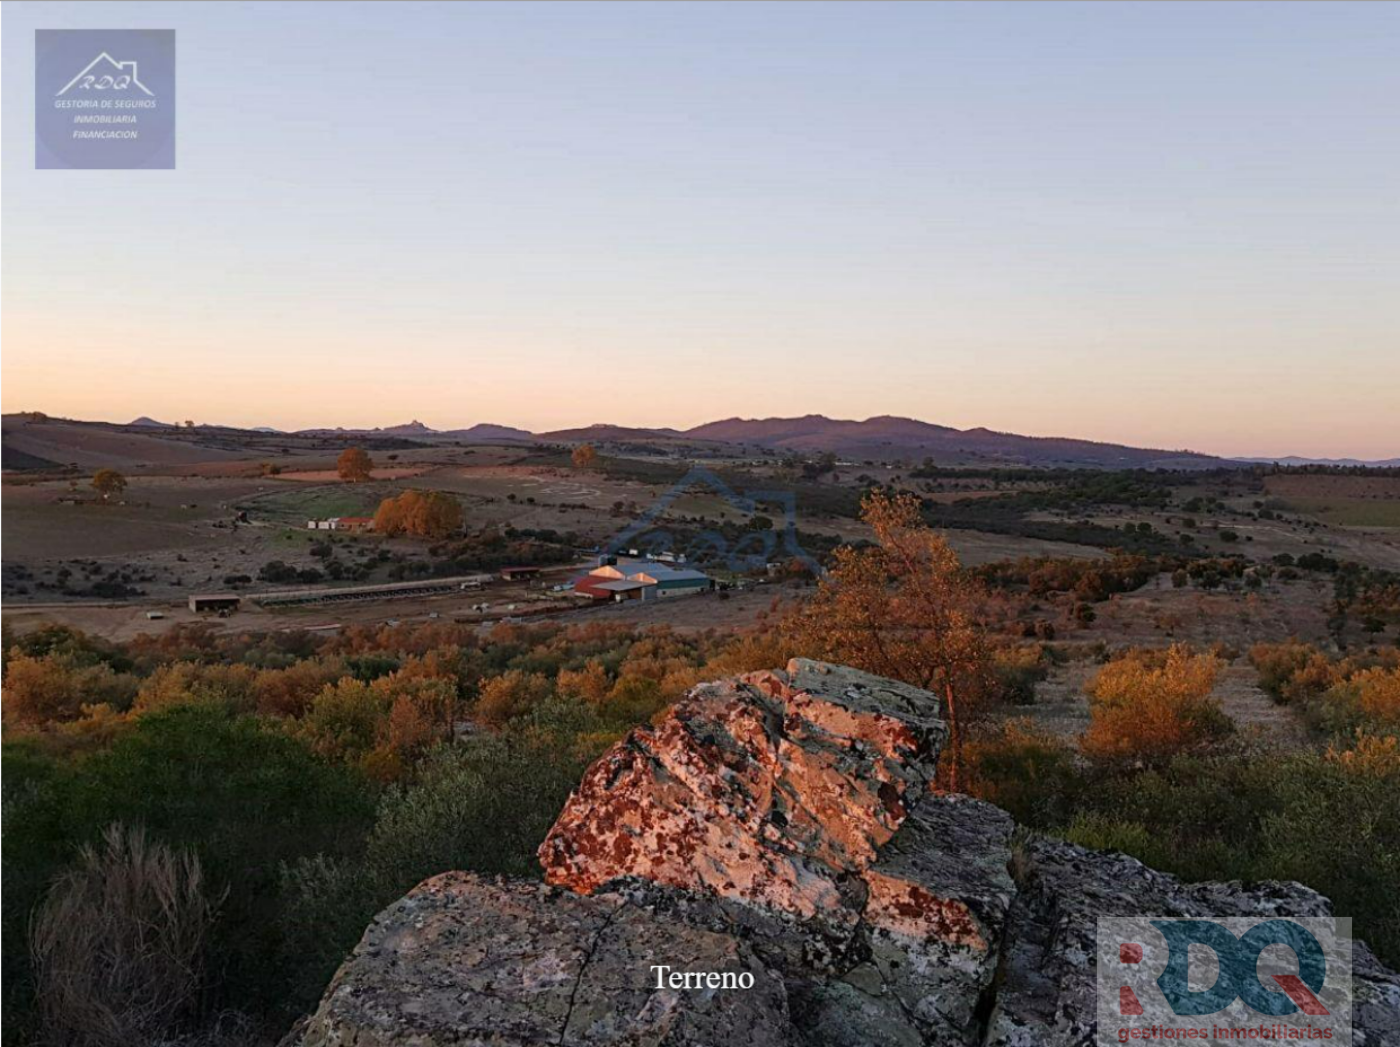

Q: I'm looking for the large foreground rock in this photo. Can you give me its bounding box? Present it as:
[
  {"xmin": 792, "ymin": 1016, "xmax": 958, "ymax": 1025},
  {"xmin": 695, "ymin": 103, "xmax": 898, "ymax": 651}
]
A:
[
  {"xmin": 297, "ymin": 661, "xmax": 1400, "ymax": 1047},
  {"xmin": 300, "ymin": 873, "xmax": 797, "ymax": 1047}
]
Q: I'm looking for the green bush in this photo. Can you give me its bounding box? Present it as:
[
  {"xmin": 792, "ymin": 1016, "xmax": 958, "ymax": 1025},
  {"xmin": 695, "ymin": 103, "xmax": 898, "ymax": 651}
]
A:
[
  {"xmin": 1062, "ymin": 813, "xmax": 1170, "ymax": 872},
  {"xmin": 279, "ymin": 701, "xmax": 605, "ymax": 1005},
  {"xmin": 2, "ymin": 705, "xmax": 375, "ymax": 1025},
  {"xmin": 1043, "ymin": 745, "xmax": 1400, "ymax": 966}
]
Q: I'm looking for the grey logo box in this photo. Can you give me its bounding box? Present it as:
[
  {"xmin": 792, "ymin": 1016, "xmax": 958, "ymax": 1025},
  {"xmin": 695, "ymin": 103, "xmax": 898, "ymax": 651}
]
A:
[
  {"xmin": 1096, "ymin": 916, "xmax": 1353, "ymax": 1046},
  {"xmin": 36, "ymin": 29, "xmax": 175, "ymax": 169}
]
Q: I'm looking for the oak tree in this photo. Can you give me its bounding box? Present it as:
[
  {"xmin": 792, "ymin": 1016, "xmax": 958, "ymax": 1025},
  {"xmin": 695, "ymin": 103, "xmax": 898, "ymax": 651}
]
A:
[
  {"xmin": 337, "ymin": 447, "xmax": 374, "ymax": 483},
  {"xmin": 92, "ymin": 468, "xmax": 128, "ymax": 502}
]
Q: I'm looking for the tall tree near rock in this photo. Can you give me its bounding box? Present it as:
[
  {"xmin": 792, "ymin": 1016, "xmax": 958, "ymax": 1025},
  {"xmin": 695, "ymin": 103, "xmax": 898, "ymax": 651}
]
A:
[
  {"xmin": 337, "ymin": 447, "xmax": 374, "ymax": 483},
  {"xmin": 783, "ymin": 489, "xmax": 993, "ymax": 790}
]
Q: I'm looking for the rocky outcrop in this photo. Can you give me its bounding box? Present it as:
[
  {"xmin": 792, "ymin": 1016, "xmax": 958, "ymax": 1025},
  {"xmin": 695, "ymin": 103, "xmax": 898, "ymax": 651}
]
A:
[
  {"xmin": 540, "ymin": 662, "xmax": 951, "ymax": 933},
  {"xmin": 297, "ymin": 660, "xmax": 1400, "ymax": 1047},
  {"xmin": 301, "ymin": 874, "xmax": 797, "ymax": 1047}
]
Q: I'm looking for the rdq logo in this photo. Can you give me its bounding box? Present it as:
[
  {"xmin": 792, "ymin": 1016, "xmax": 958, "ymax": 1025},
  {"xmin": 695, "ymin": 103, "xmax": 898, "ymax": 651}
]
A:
[
  {"xmin": 35, "ymin": 29, "xmax": 175, "ymax": 170},
  {"xmin": 1097, "ymin": 916, "xmax": 1352, "ymax": 1044},
  {"xmin": 56, "ymin": 52, "xmax": 155, "ymax": 97}
]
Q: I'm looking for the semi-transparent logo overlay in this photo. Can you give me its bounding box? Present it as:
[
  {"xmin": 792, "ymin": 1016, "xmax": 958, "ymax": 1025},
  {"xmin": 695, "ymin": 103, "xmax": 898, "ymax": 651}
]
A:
[
  {"xmin": 36, "ymin": 29, "xmax": 175, "ymax": 169},
  {"xmin": 1097, "ymin": 916, "xmax": 1352, "ymax": 1044}
]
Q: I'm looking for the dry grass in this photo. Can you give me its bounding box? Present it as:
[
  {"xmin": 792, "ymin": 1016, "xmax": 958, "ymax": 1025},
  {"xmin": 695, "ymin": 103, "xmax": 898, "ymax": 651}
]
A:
[{"xmin": 29, "ymin": 824, "xmax": 223, "ymax": 1047}]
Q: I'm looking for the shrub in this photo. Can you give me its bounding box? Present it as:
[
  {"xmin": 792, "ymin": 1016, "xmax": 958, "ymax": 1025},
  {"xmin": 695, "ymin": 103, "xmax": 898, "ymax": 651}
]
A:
[
  {"xmin": 280, "ymin": 704, "xmax": 602, "ymax": 1003},
  {"xmin": 1062, "ymin": 812, "xmax": 1170, "ymax": 871},
  {"xmin": 964, "ymin": 719, "xmax": 1082, "ymax": 827},
  {"xmin": 1082, "ymin": 645, "xmax": 1231, "ymax": 765},
  {"xmin": 1316, "ymin": 666, "xmax": 1400, "ymax": 735},
  {"xmin": 1257, "ymin": 744, "xmax": 1400, "ymax": 964},
  {"xmin": 602, "ymin": 674, "xmax": 668, "ymax": 724},
  {"xmin": 30, "ymin": 824, "xmax": 221, "ymax": 1047},
  {"xmin": 1249, "ymin": 641, "xmax": 1322, "ymax": 699},
  {"xmin": 475, "ymin": 670, "xmax": 553, "ymax": 725},
  {"xmin": 2, "ymin": 705, "xmax": 376, "ymax": 1022},
  {"xmin": 2, "ymin": 654, "xmax": 139, "ymax": 726},
  {"xmin": 991, "ymin": 644, "xmax": 1048, "ymax": 705},
  {"xmin": 258, "ymin": 560, "xmax": 299, "ymax": 584}
]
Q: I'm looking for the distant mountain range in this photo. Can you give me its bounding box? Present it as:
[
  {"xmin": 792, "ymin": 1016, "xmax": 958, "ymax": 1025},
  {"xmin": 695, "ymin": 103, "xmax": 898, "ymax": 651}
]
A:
[
  {"xmin": 1231, "ymin": 455, "xmax": 1400, "ymax": 469},
  {"xmin": 95, "ymin": 413, "xmax": 1390, "ymax": 470},
  {"xmin": 535, "ymin": 423, "xmax": 684, "ymax": 442},
  {"xmin": 678, "ymin": 415, "xmax": 1225, "ymax": 468}
]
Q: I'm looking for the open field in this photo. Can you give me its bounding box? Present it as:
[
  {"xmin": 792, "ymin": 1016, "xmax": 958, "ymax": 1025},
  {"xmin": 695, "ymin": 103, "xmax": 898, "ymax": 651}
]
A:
[
  {"xmin": 272, "ymin": 467, "xmax": 433, "ymax": 482},
  {"xmin": 6, "ymin": 424, "xmax": 1399, "ymax": 652},
  {"xmin": 1264, "ymin": 473, "xmax": 1400, "ymax": 528}
]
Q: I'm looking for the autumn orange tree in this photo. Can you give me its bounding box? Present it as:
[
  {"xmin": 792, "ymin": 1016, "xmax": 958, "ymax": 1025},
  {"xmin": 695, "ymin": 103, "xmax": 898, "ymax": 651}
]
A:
[
  {"xmin": 571, "ymin": 443, "xmax": 598, "ymax": 469},
  {"xmin": 91, "ymin": 468, "xmax": 127, "ymax": 502},
  {"xmin": 337, "ymin": 447, "xmax": 374, "ymax": 482},
  {"xmin": 783, "ymin": 489, "xmax": 994, "ymax": 789},
  {"xmin": 373, "ymin": 489, "xmax": 463, "ymax": 539}
]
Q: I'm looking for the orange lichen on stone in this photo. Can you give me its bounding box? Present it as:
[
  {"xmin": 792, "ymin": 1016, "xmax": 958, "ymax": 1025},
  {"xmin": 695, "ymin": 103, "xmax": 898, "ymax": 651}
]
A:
[
  {"xmin": 538, "ymin": 662, "xmax": 943, "ymax": 922},
  {"xmin": 861, "ymin": 868, "xmax": 988, "ymax": 952}
]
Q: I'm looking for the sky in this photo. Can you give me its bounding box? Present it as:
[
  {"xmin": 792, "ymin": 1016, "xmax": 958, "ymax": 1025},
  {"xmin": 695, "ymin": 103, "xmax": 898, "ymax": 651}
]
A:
[{"xmin": 2, "ymin": 1, "xmax": 1397, "ymax": 458}]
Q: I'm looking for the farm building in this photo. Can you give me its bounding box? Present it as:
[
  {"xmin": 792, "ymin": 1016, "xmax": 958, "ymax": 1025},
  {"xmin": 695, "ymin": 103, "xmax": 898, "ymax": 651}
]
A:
[
  {"xmin": 189, "ymin": 593, "xmax": 242, "ymax": 614},
  {"xmin": 572, "ymin": 560, "xmax": 713, "ymax": 602},
  {"xmin": 251, "ymin": 574, "xmax": 493, "ymax": 607},
  {"xmin": 499, "ymin": 565, "xmax": 544, "ymax": 581},
  {"xmin": 305, "ymin": 517, "xmax": 374, "ymax": 533}
]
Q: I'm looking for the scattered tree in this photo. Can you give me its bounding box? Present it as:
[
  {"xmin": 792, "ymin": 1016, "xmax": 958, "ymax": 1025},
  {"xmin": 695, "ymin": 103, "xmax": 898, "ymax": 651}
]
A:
[
  {"xmin": 373, "ymin": 490, "xmax": 464, "ymax": 539},
  {"xmin": 91, "ymin": 468, "xmax": 127, "ymax": 502},
  {"xmin": 571, "ymin": 443, "xmax": 598, "ymax": 470},
  {"xmin": 337, "ymin": 447, "xmax": 374, "ymax": 483}
]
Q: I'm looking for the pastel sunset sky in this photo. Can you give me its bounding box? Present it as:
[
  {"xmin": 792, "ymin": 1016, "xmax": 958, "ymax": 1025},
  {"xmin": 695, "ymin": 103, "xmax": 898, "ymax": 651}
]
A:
[{"xmin": 3, "ymin": 2, "xmax": 1396, "ymax": 458}]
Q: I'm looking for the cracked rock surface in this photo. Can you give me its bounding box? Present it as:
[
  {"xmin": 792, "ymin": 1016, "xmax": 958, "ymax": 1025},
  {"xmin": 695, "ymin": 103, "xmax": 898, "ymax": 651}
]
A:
[
  {"xmin": 296, "ymin": 661, "xmax": 1400, "ymax": 1046},
  {"xmin": 299, "ymin": 873, "xmax": 796, "ymax": 1047}
]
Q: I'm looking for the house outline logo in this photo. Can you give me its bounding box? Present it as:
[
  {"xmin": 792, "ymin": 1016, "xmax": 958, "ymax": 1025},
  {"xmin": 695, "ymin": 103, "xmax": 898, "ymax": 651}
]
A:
[
  {"xmin": 602, "ymin": 467, "xmax": 823, "ymax": 576},
  {"xmin": 56, "ymin": 52, "xmax": 154, "ymax": 97}
]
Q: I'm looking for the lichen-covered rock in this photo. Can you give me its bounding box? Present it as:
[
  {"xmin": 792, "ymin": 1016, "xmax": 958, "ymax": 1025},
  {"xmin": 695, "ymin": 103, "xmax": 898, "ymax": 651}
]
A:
[
  {"xmin": 298, "ymin": 663, "xmax": 1400, "ymax": 1047},
  {"xmin": 299, "ymin": 872, "xmax": 796, "ymax": 1047},
  {"xmin": 858, "ymin": 794, "xmax": 1016, "ymax": 1043},
  {"xmin": 539, "ymin": 659, "xmax": 947, "ymax": 926},
  {"xmin": 538, "ymin": 660, "xmax": 1014, "ymax": 1044}
]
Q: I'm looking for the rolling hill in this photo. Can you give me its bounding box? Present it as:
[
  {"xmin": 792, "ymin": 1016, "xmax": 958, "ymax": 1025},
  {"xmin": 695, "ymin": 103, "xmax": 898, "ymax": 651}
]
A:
[
  {"xmin": 16, "ymin": 412, "xmax": 1391, "ymax": 472},
  {"xmin": 535, "ymin": 424, "xmax": 681, "ymax": 443},
  {"xmin": 683, "ymin": 415, "xmax": 1223, "ymax": 469}
]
